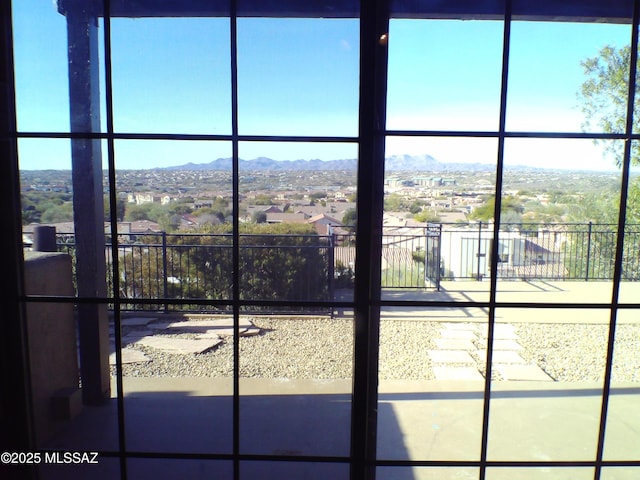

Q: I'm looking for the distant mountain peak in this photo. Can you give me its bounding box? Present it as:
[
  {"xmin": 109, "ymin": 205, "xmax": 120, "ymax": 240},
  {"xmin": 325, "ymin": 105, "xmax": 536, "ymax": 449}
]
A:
[{"xmin": 161, "ymin": 154, "xmax": 500, "ymax": 173}]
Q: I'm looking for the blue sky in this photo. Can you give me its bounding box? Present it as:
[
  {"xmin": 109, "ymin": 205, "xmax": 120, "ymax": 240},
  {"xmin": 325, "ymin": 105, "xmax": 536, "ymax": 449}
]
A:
[{"xmin": 11, "ymin": 1, "xmax": 634, "ymax": 171}]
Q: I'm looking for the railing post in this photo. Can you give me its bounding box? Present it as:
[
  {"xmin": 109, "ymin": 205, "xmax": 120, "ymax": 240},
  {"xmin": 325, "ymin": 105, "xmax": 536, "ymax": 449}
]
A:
[
  {"xmin": 437, "ymin": 224, "xmax": 442, "ymax": 291},
  {"xmin": 328, "ymin": 233, "xmax": 335, "ymax": 307},
  {"xmin": 33, "ymin": 225, "xmax": 57, "ymax": 252},
  {"xmin": 585, "ymin": 221, "xmax": 592, "ymax": 282},
  {"xmin": 162, "ymin": 231, "xmax": 168, "ymax": 313},
  {"xmin": 477, "ymin": 221, "xmax": 483, "ymax": 281}
]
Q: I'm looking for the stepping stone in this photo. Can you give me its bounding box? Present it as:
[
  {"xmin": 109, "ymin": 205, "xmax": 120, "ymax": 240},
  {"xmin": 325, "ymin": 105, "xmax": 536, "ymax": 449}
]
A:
[
  {"xmin": 492, "ymin": 339, "xmax": 522, "ymax": 351},
  {"xmin": 109, "ymin": 348, "xmax": 150, "ymax": 365},
  {"xmin": 149, "ymin": 318, "xmax": 253, "ymax": 334},
  {"xmin": 196, "ymin": 327, "xmax": 248, "ymax": 338},
  {"xmin": 121, "ymin": 330, "xmax": 153, "ymax": 345},
  {"xmin": 136, "ymin": 336, "xmax": 223, "ymax": 354},
  {"xmin": 493, "ymin": 323, "xmax": 516, "ymax": 334},
  {"xmin": 428, "ymin": 350, "xmax": 475, "ymax": 364},
  {"xmin": 491, "ymin": 324, "xmax": 519, "ymax": 340},
  {"xmin": 494, "ymin": 364, "xmax": 553, "ymax": 381},
  {"xmin": 478, "ymin": 350, "xmax": 527, "ymax": 364},
  {"xmin": 433, "ymin": 366, "xmax": 484, "ymax": 381},
  {"xmin": 441, "ymin": 323, "xmax": 479, "ymax": 331},
  {"xmin": 439, "ymin": 329, "xmax": 477, "ymax": 340},
  {"xmin": 242, "ymin": 327, "xmax": 261, "ymax": 337},
  {"xmin": 434, "ymin": 338, "xmax": 476, "ymax": 350},
  {"xmin": 121, "ymin": 317, "xmax": 156, "ymax": 327}
]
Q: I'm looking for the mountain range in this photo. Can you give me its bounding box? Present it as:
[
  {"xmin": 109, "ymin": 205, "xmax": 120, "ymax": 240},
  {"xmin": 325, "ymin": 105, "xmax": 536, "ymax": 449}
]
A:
[{"xmin": 162, "ymin": 154, "xmax": 501, "ymax": 172}]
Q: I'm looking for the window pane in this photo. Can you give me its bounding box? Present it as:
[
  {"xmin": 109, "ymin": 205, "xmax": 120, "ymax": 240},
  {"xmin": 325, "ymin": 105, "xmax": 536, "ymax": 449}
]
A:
[
  {"xmin": 238, "ymin": 141, "xmax": 356, "ymax": 305},
  {"xmin": 387, "ymin": 19, "xmax": 503, "ymax": 132},
  {"xmin": 111, "ymin": 18, "xmax": 231, "ymax": 135},
  {"xmin": 128, "ymin": 459, "xmax": 232, "ymax": 480},
  {"xmin": 241, "ymin": 461, "xmax": 349, "ymax": 480},
  {"xmin": 507, "ymin": 21, "xmax": 631, "ymax": 132},
  {"xmin": 39, "ymin": 457, "xmax": 121, "ymax": 480},
  {"xmin": 487, "ymin": 308, "xmax": 607, "ymax": 461},
  {"xmin": 619, "ymin": 158, "xmax": 640, "ymax": 301},
  {"xmin": 113, "ymin": 140, "xmax": 233, "ymax": 304},
  {"xmin": 603, "ymin": 307, "xmax": 640, "ymax": 460},
  {"xmin": 377, "ymin": 466, "xmax": 479, "ymax": 480},
  {"xmin": 13, "ymin": 0, "xmax": 104, "ymax": 132},
  {"xmin": 377, "ymin": 307, "xmax": 487, "ymax": 461},
  {"xmin": 600, "ymin": 467, "xmax": 640, "ymax": 480},
  {"xmin": 119, "ymin": 303, "xmax": 234, "ymax": 454},
  {"xmin": 383, "ymin": 136, "xmax": 499, "ymax": 302},
  {"xmin": 497, "ymin": 138, "xmax": 624, "ymax": 303},
  {"xmin": 485, "ymin": 467, "xmax": 594, "ymax": 480},
  {"xmin": 237, "ymin": 18, "xmax": 359, "ymax": 136}
]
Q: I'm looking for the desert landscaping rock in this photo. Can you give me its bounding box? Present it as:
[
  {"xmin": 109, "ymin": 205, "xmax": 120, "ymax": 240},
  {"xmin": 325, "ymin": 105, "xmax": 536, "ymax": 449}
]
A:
[
  {"xmin": 135, "ymin": 336, "xmax": 223, "ymax": 354},
  {"xmin": 109, "ymin": 318, "xmax": 640, "ymax": 382},
  {"xmin": 109, "ymin": 348, "xmax": 150, "ymax": 365}
]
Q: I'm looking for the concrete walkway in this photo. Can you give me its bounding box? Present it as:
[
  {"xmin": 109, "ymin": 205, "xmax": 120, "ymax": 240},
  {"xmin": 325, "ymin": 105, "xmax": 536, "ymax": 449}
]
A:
[{"xmin": 354, "ymin": 280, "xmax": 639, "ymax": 324}]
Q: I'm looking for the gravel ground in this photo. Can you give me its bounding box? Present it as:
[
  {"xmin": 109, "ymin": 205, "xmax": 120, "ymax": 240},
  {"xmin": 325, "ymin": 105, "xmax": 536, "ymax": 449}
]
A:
[{"xmin": 111, "ymin": 316, "xmax": 640, "ymax": 382}]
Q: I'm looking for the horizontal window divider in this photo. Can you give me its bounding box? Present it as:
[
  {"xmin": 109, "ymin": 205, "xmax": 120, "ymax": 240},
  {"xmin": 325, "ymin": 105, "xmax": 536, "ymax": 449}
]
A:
[
  {"xmin": 11, "ymin": 132, "xmax": 360, "ymax": 143},
  {"xmin": 97, "ymin": 450, "xmax": 352, "ymax": 463},
  {"xmin": 374, "ymin": 459, "xmax": 640, "ymax": 467},
  {"xmin": 377, "ymin": 300, "xmax": 631, "ymax": 309},
  {"xmin": 385, "ymin": 130, "xmax": 631, "ymax": 140},
  {"xmin": 237, "ymin": 135, "xmax": 359, "ymax": 143}
]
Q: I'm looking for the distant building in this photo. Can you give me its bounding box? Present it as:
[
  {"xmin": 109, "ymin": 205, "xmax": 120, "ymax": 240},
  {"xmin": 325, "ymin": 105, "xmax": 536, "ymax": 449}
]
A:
[
  {"xmin": 127, "ymin": 192, "xmax": 163, "ymax": 205},
  {"xmin": 265, "ymin": 212, "xmax": 310, "ymax": 224},
  {"xmin": 307, "ymin": 213, "xmax": 343, "ymax": 235}
]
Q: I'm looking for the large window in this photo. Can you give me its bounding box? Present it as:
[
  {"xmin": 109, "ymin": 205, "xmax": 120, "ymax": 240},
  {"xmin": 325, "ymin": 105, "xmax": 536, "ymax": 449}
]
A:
[{"xmin": 3, "ymin": 1, "xmax": 640, "ymax": 479}]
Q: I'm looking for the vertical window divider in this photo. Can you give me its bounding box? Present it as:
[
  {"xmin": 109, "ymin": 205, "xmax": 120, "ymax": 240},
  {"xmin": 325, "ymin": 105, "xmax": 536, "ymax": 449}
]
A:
[
  {"xmin": 230, "ymin": 1, "xmax": 241, "ymax": 478},
  {"xmin": 352, "ymin": 1, "xmax": 388, "ymax": 479},
  {"xmin": 479, "ymin": 2, "xmax": 512, "ymax": 479},
  {"xmin": 101, "ymin": 1, "xmax": 128, "ymax": 477},
  {"xmin": 0, "ymin": 0, "xmax": 36, "ymax": 459},
  {"xmin": 595, "ymin": 0, "xmax": 640, "ymax": 478}
]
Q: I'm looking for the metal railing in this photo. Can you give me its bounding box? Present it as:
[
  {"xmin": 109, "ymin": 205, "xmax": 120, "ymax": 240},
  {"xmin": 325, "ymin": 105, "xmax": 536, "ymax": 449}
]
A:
[{"xmin": 34, "ymin": 222, "xmax": 640, "ymax": 310}]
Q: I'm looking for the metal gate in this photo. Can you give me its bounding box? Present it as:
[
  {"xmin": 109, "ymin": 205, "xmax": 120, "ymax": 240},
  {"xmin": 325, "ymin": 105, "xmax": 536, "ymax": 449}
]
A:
[{"xmin": 424, "ymin": 224, "xmax": 442, "ymax": 290}]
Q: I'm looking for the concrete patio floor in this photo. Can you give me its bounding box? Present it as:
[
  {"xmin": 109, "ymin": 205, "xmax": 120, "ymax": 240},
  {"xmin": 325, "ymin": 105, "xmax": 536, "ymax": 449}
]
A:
[{"xmin": 38, "ymin": 377, "xmax": 640, "ymax": 480}]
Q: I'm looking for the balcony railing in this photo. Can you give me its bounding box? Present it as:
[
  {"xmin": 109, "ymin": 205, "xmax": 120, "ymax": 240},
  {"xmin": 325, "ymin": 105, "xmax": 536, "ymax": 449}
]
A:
[{"xmin": 40, "ymin": 222, "xmax": 640, "ymax": 311}]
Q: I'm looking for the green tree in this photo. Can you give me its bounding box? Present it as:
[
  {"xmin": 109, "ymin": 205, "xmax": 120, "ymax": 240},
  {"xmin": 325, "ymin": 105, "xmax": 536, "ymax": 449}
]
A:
[
  {"xmin": 578, "ymin": 45, "xmax": 637, "ymax": 167},
  {"xmin": 173, "ymin": 223, "xmax": 329, "ymax": 303},
  {"xmin": 124, "ymin": 203, "xmax": 155, "ymax": 221},
  {"xmin": 40, "ymin": 202, "xmax": 74, "ymax": 223},
  {"xmin": 253, "ymin": 194, "xmax": 274, "ymax": 205},
  {"xmin": 577, "ymin": 45, "xmax": 640, "ymax": 279},
  {"xmin": 468, "ymin": 196, "xmax": 523, "ymax": 223},
  {"xmin": 252, "ymin": 211, "xmax": 267, "ymax": 223},
  {"xmin": 119, "ymin": 224, "xmax": 330, "ymax": 307},
  {"xmin": 384, "ymin": 193, "xmax": 404, "ymax": 211},
  {"xmin": 104, "ymin": 196, "xmax": 126, "ymax": 221},
  {"xmin": 342, "ymin": 208, "xmax": 357, "ymax": 228},
  {"xmin": 413, "ymin": 210, "xmax": 440, "ymax": 223}
]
